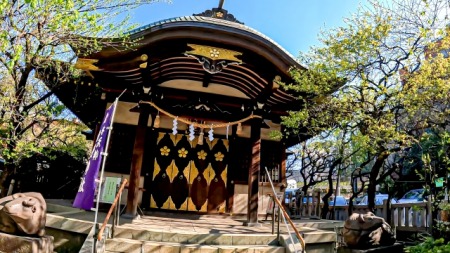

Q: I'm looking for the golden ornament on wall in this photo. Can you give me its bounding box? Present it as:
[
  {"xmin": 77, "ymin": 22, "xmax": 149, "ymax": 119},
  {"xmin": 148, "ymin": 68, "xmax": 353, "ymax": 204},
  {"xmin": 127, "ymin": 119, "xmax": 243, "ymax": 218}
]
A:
[
  {"xmin": 214, "ymin": 152, "xmax": 224, "ymax": 162},
  {"xmin": 178, "ymin": 148, "xmax": 188, "ymax": 158},
  {"xmin": 74, "ymin": 58, "xmax": 102, "ymax": 71},
  {"xmin": 197, "ymin": 150, "xmax": 207, "ymax": 160},
  {"xmin": 185, "ymin": 44, "xmax": 243, "ymax": 74},
  {"xmin": 160, "ymin": 146, "xmax": 170, "ymax": 156}
]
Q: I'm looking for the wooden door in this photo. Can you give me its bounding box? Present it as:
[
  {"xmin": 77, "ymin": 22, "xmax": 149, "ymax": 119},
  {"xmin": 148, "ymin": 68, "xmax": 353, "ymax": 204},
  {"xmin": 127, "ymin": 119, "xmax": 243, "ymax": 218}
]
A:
[
  {"xmin": 150, "ymin": 132, "xmax": 174, "ymax": 209},
  {"xmin": 150, "ymin": 132, "xmax": 228, "ymax": 213},
  {"xmin": 207, "ymin": 138, "xmax": 228, "ymax": 213},
  {"xmin": 187, "ymin": 136, "xmax": 211, "ymax": 212}
]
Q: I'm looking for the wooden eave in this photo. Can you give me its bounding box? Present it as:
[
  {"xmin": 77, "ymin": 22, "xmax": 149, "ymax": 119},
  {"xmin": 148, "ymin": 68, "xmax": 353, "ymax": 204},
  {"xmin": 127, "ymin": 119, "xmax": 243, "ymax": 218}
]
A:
[
  {"xmin": 43, "ymin": 15, "xmax": 320, "ymax": 149},
  {"xmin": 83, "ymin": 16, "xmax": 305, "ymax": 73}
]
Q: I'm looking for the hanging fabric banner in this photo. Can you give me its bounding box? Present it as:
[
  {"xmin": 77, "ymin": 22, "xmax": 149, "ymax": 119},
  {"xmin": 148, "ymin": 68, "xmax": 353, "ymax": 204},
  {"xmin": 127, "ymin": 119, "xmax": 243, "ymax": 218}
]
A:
[{"xmin": 73, "ymin": 102, "xmax": 117, "ymax": 210}]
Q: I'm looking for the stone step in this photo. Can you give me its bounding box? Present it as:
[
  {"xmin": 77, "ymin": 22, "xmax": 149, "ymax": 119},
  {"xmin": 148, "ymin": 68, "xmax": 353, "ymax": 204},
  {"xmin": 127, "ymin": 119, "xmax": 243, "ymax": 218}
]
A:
[
  {"xmin": 293, "ymin": 219, "xmax": 344, "ymax": 231},
  {"xmin": 301, "ymin": 229, "xmax": 337, "ymax": 244},
  {"xmin": 113, "ymin": 226, "xmax": 278, "ymax": 245},
  {"xmin": 105, "ymin": 238, "xmax": 286, "ymax": 253}
]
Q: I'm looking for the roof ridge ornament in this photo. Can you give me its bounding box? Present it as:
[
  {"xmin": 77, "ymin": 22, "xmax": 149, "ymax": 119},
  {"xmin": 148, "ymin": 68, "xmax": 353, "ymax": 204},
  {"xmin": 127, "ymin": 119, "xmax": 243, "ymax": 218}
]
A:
[{"xmin": 193, "ymin": 1, "xmax": 244, "ymax": 25}]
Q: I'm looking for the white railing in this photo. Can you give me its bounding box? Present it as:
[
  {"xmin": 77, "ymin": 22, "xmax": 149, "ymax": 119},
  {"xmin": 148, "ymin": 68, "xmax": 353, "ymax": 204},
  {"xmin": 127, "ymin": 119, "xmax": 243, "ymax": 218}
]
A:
[
  {"xmin": 287, "ymin": 196, "xmax": 432, "ymax": 233},
  {"xmin": 390, "ymin": 202, "xmax": 431, "ymax": 232}
]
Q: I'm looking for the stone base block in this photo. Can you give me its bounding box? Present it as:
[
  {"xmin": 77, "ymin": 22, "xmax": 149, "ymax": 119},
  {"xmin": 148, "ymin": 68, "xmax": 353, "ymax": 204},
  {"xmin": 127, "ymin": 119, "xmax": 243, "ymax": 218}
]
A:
[
  {"xmin": 337, "ymin": 242, "xmax": 404, "ymax": 253},
  {"xmin": 0, "ymin": 232, "xmax": 54, "ymax": 253}
]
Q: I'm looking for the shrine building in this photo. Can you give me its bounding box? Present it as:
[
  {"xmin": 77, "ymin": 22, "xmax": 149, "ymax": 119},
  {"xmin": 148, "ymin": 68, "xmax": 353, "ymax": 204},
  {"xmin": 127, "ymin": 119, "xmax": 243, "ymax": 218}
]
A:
[{"xmin": 43, "ymin": 4, "xmax": 320, "ymax": 225}]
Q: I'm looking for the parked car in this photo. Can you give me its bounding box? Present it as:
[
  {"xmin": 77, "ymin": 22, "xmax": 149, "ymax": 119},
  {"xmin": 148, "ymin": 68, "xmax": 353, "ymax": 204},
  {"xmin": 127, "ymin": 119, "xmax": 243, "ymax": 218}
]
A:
[
  {"xmin": 329, "ymin": 196, "xmax": 347, "ymax": 206},
  {"xmin": 358, "ymin": 194, "xmax": 390, "ymax": 206},
  {"xmin": 302, "ymin": 196, "xmax": 314, "ymax": 204},
  {"xmin": 394, "ymin": 188, "xmax": 426, "ymax": 227},
  {"xmin": 397, "ymin": 189, "xmax": 425, "ymax": 203},
  {"xmin": 354, "ymin": 195, "xmax": 365, "ymax": 204}
]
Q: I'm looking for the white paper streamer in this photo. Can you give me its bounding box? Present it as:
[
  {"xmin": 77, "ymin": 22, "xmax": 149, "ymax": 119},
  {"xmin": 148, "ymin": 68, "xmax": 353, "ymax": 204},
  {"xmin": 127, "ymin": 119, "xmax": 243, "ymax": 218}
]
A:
[
  {"xmin": 226, "ymin": 123, "xmax": 229, "ymax": 140},
  {"xmin": 172, "ymin": 117, "xmax": 178, "ymax": 135},
  {"xmin": 189, "ymin": 123, "xmax": 195, "ymax": 141},
  {"xmin": 208, "ymin": 124, "xmax": 214, "ymax": 142}
]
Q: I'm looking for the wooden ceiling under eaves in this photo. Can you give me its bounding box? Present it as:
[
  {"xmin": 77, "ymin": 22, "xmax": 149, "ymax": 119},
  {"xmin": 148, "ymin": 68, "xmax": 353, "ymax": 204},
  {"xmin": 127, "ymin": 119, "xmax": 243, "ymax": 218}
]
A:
[{"xmin": 50, "ymin": 13, "xmax": 311, "ymax": 137}]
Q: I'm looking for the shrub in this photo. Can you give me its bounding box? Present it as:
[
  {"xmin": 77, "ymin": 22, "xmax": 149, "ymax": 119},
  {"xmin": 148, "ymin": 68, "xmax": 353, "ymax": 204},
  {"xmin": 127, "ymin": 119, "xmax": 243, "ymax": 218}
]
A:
[{"xmin": 406, "ymin": 237, "xmax": 450, "ymax": 253}]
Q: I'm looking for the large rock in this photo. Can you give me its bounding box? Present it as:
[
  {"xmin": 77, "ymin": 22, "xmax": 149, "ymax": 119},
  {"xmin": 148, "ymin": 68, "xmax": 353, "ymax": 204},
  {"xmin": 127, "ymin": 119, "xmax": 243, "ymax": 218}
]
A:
[
  {"xmin": 0, "ymin": 192, "xmax": 54, "ymax": 252},
  {"xmin": 342, "ymin": 211, "xmax": 395, "ymax": 249},
  {"xmin": 0, "ymin": 231, "xmax": 54, "ymax": 253},
  {"xmin": 0, "ymin": 192, "xmax": 47, "ymax": 236}
]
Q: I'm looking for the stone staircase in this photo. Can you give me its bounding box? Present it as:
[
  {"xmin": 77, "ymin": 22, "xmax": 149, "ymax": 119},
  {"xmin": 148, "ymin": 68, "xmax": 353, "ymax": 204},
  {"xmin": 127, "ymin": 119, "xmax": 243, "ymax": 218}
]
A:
[
  {"xmin": 44, "ymin": 201, "xmax": 339, "ymax": 253},
  {"xmin": 104, "ymin": 226, "xmax": 286, "ymax": 253},
  {"xmin": 101, "ymin": 224, "xmax": 339, "ymax": 253}
]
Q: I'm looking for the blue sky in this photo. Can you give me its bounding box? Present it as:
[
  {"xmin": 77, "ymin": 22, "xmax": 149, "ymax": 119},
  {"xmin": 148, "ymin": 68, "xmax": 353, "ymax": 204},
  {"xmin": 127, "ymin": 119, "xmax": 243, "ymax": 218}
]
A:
[{"xmin": 132, "ymin": 1, "xmax": 365, "ymax": 57}]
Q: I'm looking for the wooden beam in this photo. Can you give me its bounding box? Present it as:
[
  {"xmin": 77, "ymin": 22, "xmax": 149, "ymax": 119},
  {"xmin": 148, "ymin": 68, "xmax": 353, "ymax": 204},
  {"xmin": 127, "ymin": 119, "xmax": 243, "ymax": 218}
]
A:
[
  {"xmin": 280, "ymin": 125, "xmax": 287, "ymax": 187},
  {"xmin": 202, "ymin": 72, "xmax": 211, "ymax": 88},
  {"xmin": 124, "ymin": 105, "xmax": 150, "ymax": 217}
]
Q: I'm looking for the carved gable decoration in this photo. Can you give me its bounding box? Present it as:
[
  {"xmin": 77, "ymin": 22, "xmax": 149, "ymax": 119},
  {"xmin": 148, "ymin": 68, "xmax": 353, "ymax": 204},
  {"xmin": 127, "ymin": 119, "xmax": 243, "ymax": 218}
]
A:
[
  {"xmin": 193, "ymin": 8, "xmax": 244, "ymax": 24},
  {"xmin": 74, "ymin": 58, "xmax": 102, "ymax": 71},
  {"xmin": 185, "ymin": 44, "xmax": 243, "ymax": 74},
  {"xmin": 173, "ymin": 98, "xmax": 232, "ymax": 115}
]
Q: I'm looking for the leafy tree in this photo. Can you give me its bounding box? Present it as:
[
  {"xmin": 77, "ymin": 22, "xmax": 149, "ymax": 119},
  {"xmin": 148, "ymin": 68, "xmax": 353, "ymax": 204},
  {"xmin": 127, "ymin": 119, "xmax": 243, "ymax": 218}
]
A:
[
  {"xmin": 0, "ymin": 0, "xmax": 167, "ymax": 195},
  {"xmin": 16, "ymin": 145, "xmax": 88, "ymax": 199},
  {"xmin": 282, "ymin": 0, "xmax": 450, "ymax": 211},
  {"xmin": 295, "ymin": 140, "xmax": 333, "ymax": 197}
]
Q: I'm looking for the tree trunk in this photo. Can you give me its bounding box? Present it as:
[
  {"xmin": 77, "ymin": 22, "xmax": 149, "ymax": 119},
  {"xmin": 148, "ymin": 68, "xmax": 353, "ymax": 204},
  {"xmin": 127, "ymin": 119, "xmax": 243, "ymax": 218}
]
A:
[
  {"xmin": 321, "ymin": 174, "xmax": 333, "ymax": 219},
  {"xmin": 348, "ymin": 196, "xmax": 354, "ymax": 216},
  {"xmin": 301, "ymin": 186, "xmax": 308, "ymax": 198},
  {"xmin": 367, "ymin": 151, "xmax": 390, "ymax": 211},
  {"xmin": 0, "ymin": 163, "xmax": 15, "ymax": 197}
]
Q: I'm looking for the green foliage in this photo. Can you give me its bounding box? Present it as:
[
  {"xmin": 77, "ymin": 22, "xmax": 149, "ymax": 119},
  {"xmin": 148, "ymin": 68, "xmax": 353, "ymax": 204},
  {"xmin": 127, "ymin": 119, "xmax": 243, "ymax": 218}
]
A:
[
  {"xmin": 0, "ymin": 0, "xmax": 168, "ymax": 191},
  {"xmin": 435, "ymin": 220, "xmax": 450, "ymax": 242},
  {"xmin": 439, "ymin": 202, "xmax": 450, "ymax": 212},
  {"xmin": 406, "ymin": 237, "xmax": 450, "ymax": 253},
  {"xmin": 281, "ymin": 0, "xmax": 450, "ymax": 209},
  {"xmin": 16, "ymin": 147, "xmax": 88, "ymax": 198}
]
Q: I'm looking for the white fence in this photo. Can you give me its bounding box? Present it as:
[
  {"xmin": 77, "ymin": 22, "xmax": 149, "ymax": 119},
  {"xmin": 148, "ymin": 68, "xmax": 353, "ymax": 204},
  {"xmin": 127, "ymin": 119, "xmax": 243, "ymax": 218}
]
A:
[{"xmin": 287, "ymin": 192, "xmax": 432, "ymax": 233}]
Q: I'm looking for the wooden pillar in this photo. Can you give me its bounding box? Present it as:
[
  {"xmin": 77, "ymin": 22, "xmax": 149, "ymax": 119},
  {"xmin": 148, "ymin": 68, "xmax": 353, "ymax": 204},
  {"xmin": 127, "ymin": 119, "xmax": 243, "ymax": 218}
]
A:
[
  {"xmin": 281, "ymin": 142, "xmax": 287, "ymax": 186},
  {"xmin": 227, "ymin": 124, "xmax": 238, "ymax": 213},
  {"xmin": 245, "ymin": 119, "xmax": 261, "ymax": 226},
  {"xmin": 124, "ymin": 106, "xmax": 149, "ymax": 217},
  {"xmin": 141, "ymin": 112, "xmax": 157, "ymax": 210}
]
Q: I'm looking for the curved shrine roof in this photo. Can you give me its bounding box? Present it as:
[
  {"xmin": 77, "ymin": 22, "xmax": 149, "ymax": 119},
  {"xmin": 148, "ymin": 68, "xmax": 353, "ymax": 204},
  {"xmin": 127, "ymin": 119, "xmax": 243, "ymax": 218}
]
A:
[
  {"xmin": 43, "ymin": 8, "xmax": 318, "ymax": 146},
  {"xmin": 126, "ymin": 15, "xmax": 301, "ymax": 67}
]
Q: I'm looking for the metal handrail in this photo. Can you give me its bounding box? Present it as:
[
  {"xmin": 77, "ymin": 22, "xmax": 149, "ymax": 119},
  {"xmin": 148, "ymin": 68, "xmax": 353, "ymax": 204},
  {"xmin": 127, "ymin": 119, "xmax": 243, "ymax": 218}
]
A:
[
  {"xmin": 265, "ymin": 168, "xmax": 306, "ymax": 252},
  {"xmin": 97, "ymin": 178, "xmax": 128, "ymax": 241}
]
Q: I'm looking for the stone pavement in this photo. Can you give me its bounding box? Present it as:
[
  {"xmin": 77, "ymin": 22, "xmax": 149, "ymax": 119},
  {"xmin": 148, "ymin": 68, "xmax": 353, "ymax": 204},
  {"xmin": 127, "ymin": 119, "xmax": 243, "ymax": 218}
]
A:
[{"xmin": 46, "ymin": 199, "xmax": 343, "ymax": 234}]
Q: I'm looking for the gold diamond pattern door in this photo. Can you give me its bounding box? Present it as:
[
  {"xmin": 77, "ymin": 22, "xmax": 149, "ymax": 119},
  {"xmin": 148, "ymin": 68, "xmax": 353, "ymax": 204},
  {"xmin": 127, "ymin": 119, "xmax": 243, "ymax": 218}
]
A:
[
  {"xmin": 151, "ymin": 132, "xmax": 228, "ymax": 213},
  {"xmin": 170, "ymin": 134, "xmax": 191, "ymax": 210},
  {"xmin": 207, "ymin": 138, "xmax": 228, "ymax": 213},
  {"xmin": 187, "ymin": 136, "xmax": 211, "ymax": 212},
  {"xmin": 187, "ymin": 136, "xmax": 228, "ymax": 213},
  {"xmin": 150, "ymin": 132, "xmax": 174, "ymax": 209},
  {"xmin": 150, "ymin": 133, "xmax": 192, "ymax": 211}
]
